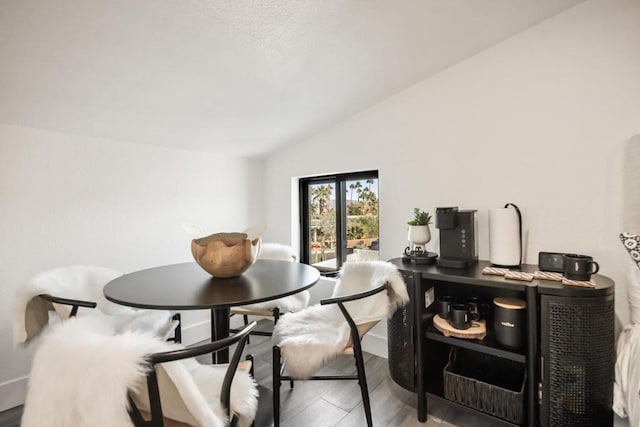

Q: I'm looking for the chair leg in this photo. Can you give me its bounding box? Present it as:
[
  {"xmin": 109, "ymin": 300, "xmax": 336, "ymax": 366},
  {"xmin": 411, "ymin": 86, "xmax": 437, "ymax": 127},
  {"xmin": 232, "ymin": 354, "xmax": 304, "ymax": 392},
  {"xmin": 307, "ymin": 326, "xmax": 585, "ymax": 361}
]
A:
[
  {"xmin": 353, "ymin": 342, "xmax": 373, "ymax": 427},
  {"xmin": 243, "ymin": 315, "xmax": 250, "ymax": 344},
  {"xmin": 273, "ymin": 309, "xmax": 292, "ymax": 388},
  {"xmin": 172, "ymin": 313, "xmax": 182, "ymax": 344},
  {"xmin": 273, "ymin": 346, "xmax": 281, "ymax": 427},
  {"xmin": 246, "ymin": 354, "xmax": 255, "ymax": 378},
  {"xmin": 246, "ymin": 354, "xmax": 256, "ymax": 427}
]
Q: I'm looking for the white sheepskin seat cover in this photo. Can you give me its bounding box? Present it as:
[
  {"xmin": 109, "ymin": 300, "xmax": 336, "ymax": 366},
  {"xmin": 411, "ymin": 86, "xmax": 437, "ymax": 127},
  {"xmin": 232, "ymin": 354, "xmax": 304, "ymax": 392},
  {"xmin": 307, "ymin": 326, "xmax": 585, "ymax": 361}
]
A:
[
  {"xmin": 22, "ymin": 316, "xmax": 258, "ymax": 427},
  {"xmin": 273, "ymin": 260, "xmax": 408, "ymax": 378},
  {"xmin": 12, "ymin": 265, "xmax": 172, "ymax": 345},
  {"xmin": 239, "ymin": 243, "xmax": 310, "ymax": 312}
]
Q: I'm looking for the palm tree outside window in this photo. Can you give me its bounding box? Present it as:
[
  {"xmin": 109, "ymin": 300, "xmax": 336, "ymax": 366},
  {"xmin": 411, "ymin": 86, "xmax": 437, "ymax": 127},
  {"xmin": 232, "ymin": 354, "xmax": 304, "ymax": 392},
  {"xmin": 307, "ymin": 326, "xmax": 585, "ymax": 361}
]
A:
[{"xmin": 300, "ymin": 171, "xmax": 379, "ymax": 274}]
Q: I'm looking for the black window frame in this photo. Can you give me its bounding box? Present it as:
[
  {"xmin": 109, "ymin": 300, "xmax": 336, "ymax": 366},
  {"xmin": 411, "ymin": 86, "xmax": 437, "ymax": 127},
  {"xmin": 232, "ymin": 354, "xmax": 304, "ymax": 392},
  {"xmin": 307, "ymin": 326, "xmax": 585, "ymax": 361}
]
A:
[{"xmin": 299, "ymin": 170, "xmax": 379, "ymax": 274}]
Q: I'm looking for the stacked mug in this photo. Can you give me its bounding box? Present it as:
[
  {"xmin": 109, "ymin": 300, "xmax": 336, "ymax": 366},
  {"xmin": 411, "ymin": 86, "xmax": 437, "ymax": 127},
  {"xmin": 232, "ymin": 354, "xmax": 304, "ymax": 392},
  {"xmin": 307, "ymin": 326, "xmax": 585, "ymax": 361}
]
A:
[
  {"xmin": 437, "ymin": 296, "xmax": 490, "ymax": 330},
  {"xmin": 437, "ymin": 294, "xmax": 527, "ymax": 349}
]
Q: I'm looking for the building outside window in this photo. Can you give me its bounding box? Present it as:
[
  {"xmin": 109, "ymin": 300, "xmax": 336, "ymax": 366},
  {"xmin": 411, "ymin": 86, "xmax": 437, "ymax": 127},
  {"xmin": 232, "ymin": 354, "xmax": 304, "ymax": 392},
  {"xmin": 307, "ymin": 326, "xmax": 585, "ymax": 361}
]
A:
[{"xmin": 299, "ymin": 171, "xmax": 379, "ymax": 274}]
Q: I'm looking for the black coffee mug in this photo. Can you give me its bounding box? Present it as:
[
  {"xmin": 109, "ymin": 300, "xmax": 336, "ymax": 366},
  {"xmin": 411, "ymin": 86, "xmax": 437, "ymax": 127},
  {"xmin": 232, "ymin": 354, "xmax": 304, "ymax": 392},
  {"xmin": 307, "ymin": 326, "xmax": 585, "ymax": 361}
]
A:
[
  {"xmin": 437, "ymin": 296, "xmax": 455, "ymax": 319},
  {"xmin": 448, "ymin": 303, "xmax": 472, "ymax": 330},
  {"xmin": 465, "ymin": 297, "xmax": 490, "ymax": 321},
  {"xmin": 563, "ymin": 254, "xmax": 599, "ymax": 281}
]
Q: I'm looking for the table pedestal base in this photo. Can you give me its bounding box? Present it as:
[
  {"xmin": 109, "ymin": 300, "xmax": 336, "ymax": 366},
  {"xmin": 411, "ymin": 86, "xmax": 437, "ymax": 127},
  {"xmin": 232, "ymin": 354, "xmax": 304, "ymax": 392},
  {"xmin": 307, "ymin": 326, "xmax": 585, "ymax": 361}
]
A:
[{"xmin": 211, "ymin": 308, "xmax": 230, "ymax": 363}]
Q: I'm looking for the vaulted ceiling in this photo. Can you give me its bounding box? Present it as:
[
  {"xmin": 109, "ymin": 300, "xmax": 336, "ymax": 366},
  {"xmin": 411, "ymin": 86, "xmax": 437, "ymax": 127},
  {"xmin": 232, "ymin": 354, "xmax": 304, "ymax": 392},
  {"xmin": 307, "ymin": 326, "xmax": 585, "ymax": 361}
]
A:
[{"xmin": 0, "ymin": 0, "xmax": 584, "ymax": 157}]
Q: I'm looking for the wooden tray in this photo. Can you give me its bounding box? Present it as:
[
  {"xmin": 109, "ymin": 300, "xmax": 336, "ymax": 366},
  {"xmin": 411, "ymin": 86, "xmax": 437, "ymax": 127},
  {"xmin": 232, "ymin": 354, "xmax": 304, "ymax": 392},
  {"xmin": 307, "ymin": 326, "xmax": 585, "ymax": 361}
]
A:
[{"xmin": 433, "ymin": 314, "xmax": 486, "ymax": 340}]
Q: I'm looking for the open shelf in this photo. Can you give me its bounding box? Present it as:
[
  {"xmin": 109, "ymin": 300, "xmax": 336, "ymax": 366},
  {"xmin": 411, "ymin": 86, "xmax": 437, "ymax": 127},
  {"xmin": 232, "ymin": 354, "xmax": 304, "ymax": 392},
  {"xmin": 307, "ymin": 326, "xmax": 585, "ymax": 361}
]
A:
[{"xmin": 425, "ymin": 324, "xmax": 526, "ymax": 363}]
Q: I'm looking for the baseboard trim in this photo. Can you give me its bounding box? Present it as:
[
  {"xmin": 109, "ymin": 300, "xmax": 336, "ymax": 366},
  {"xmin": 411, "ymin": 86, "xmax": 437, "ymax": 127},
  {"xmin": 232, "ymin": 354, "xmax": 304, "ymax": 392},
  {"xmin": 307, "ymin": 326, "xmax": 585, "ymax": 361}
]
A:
[
  {"xmin": 180, "ymin": 318, "xmax": 212, "ymax": 346},
  {"xmin": 0, "ymin": 375, "xmax": 28, "ymax": 412},
  {"xmin": 362, "ymin": 332, "xmax": 388, "ymax": 359},
  {"xmin": 180, "ymin": 316, "xmax": 246, "ymax": 346}
]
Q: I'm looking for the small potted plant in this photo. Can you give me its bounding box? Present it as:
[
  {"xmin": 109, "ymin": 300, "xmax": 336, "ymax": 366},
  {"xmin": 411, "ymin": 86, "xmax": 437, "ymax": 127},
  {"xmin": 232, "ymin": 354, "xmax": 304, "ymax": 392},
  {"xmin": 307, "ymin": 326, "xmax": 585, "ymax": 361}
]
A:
[{"xmin": 407, "ymin": 208, "xmax": 432, "ymax": 253}]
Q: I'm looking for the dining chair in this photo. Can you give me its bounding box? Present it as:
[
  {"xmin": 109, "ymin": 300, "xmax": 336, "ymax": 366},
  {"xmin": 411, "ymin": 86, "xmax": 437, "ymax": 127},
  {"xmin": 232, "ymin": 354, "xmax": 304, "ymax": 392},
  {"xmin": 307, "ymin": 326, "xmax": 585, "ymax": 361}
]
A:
[
  {"xmin": 230, "ymin": 243, "xmax": 310, "ymax": 339},
  {"xmin": 129, "ymin": 321, "xmax": 258, "ymax": 427},
  {"xmin": 21, "ymin": 315, "xmax": 258, "ymax": 427},
  {"xmin": 13, "ymin": 265, "xmax": 180, "ymax": 345},
  {"xmin": 271, "ymin": 260, "xmax": 409, "ymax": 427}
]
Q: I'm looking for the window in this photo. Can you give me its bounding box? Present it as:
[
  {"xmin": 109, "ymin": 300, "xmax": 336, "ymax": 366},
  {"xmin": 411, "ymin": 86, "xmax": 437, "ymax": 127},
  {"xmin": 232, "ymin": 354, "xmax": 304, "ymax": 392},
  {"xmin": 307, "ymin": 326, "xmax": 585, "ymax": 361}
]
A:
[{"xmin": 300, "ymin": 171, "xmax": 379, "ymax": 273}]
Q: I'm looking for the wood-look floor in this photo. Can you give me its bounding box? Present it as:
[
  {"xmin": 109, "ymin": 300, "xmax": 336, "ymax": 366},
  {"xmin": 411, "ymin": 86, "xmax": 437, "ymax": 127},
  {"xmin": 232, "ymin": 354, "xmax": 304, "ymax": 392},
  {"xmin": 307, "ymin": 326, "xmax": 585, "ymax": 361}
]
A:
[
  {"xmin": 0, "ymin": 325, "xmax": 504, "ymax": 427},
  {"xmin": 241, "ymin": 331, "xmax": 504, "ymax": 427}
]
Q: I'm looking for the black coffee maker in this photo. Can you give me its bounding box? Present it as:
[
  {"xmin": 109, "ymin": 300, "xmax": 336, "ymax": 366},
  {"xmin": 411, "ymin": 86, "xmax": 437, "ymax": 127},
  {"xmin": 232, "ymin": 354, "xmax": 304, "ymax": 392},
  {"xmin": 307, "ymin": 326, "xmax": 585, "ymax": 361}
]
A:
[{"xmin": 435, "ymin": 207, "xmax": 478, "ymax": 269}]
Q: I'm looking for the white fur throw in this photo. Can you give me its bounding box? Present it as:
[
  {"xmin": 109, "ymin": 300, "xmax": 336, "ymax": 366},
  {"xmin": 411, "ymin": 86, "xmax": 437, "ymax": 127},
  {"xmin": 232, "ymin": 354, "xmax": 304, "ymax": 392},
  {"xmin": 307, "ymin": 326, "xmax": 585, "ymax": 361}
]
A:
[
  {"xmin": 22, "ymin": 316, "xmax": 258, "ymax": 427},
  {"xmin": 273, "ymin": 260, "xmax": 408, "ymax": 378},
  {"xmin": 13, "ymin": 265, "xmax": 172, "ymax": 345},
  {"xmin": 258, "ymin": 243, "xmax": 296, "ymax": 262},
  {"xmin": 238, "ymin": 243, "xmax": 310, "ymax": 312}
]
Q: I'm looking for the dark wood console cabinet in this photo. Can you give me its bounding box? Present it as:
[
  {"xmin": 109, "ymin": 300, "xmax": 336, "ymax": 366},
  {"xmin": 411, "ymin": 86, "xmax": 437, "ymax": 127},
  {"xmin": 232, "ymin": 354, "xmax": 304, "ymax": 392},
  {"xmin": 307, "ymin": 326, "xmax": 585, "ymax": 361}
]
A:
[{"xmin": 387, "ymin": 258, "xmax": 614, "ymax": 426}]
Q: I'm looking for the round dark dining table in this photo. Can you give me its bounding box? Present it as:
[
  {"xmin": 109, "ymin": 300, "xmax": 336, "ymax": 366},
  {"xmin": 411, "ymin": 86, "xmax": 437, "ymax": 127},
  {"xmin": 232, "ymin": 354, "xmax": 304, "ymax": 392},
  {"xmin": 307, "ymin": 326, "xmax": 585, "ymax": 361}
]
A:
[{"xmin": 104, "ymin": 259, "xmax": 320, "ymax": 362}]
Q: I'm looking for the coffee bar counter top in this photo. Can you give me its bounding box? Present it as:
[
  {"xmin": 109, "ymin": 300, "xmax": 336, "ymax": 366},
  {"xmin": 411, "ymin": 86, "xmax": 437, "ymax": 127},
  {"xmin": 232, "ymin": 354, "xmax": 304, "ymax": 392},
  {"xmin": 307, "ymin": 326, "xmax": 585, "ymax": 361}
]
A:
[{"xmin": 388, "ymin": 258, "xmax": 614, "ymax": 297}]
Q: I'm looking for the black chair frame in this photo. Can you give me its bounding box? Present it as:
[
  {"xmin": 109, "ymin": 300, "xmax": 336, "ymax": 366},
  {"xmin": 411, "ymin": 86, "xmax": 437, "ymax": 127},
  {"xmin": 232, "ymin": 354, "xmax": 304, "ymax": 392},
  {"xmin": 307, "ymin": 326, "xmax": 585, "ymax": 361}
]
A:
[
  {"xmin": 230, "ymin": 307, "xmax": 281, "ymax": 343},
  {"xmin": 246, "ymin": 307, "xmax": 281, "ymax": 336},
  {"xmin": 272, "ymin": 282, "xmax": 389, "ymax": 427},
  {"xmin": 229, "ymin": 249, "xmax": 297, "ymax": 342},
  {"xmin": 38, "ymin": 293, "xmax": 182, "ymax": 343},
  {"xmin": 39, "ymin": 293, "xmax": 97, "ymax": 317},
  {"xmin": 128, "ymin": 321, "xmax": 257, "ymax": 427}
]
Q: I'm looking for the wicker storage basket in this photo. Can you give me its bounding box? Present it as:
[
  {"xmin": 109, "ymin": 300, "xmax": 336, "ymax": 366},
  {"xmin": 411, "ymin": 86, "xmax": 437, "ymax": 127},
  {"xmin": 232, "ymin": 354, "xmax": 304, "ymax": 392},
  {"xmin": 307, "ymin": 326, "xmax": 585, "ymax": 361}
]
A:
[{"xmin": 444, "ymin": 348, "xmax": 526, "ymax": 424}]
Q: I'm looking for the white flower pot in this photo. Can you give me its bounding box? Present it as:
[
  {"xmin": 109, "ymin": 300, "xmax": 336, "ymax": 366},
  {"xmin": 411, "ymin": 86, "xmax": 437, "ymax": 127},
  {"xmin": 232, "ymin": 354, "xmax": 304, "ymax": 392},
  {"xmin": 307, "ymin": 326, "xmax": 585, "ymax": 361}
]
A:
[{"xmin": 408, "ymin": 225, "xmax": 431, "ymax": 251}]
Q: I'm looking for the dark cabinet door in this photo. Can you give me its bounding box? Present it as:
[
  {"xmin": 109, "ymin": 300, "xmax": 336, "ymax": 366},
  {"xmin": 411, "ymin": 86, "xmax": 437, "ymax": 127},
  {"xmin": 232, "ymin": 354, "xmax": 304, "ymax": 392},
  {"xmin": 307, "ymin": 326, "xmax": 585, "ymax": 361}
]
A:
[
  {"xmin": 540, "ymin": 294, "xmax": 614, "ymax": 427},
  {"xmin": 388, "ymin": 272, "xmax": 416, "ymax": 391}
]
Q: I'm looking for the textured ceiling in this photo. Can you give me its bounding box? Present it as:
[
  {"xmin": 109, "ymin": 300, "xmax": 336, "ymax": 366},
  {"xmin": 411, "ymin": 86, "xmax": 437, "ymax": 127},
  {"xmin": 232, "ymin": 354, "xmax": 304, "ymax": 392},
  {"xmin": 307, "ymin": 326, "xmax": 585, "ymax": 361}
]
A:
[{"xmin": 0, "ymin": 0, "xmax": 584, "ymax": 157}]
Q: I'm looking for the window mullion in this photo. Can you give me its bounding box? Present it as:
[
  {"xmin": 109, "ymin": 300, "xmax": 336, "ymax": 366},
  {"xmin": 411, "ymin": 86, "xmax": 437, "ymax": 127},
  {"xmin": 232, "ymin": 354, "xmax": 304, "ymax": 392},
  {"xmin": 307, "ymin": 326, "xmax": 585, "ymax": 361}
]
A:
[
  {"xmin": 336, "ymin": 179, "xmax": 346, "ymax": 268},
  {"xmin": 299, "ymin": 182, "xmax": 310, "ymax": 264}
]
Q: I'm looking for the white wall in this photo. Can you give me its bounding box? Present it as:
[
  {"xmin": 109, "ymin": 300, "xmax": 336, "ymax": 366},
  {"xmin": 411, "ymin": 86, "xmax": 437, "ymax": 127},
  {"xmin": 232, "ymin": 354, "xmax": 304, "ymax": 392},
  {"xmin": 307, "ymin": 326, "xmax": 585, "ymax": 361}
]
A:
[
  {"xmin": 0, "ymin": 125, "xmax": 263, "ymax": 411},
  {"xmin": 263, "ymin": 0, "xmax": 640, "ymax": 356}
]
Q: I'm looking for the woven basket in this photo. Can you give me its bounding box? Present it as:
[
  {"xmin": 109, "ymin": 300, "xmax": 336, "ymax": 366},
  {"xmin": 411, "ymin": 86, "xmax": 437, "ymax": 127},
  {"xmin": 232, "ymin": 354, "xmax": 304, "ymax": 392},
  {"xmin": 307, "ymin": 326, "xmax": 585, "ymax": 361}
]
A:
[{"xmin": 443, "ymin": 348, "xmax": 526, "ymax": 424}]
